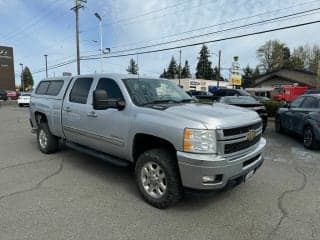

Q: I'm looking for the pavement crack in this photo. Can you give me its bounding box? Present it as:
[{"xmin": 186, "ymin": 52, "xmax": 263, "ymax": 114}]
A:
[
  {"xmin": 0, "ymin": 156, "xmax": 58, "ymax": 171},
  {"xmin": 0, "ymin": 159, "xmax": 64, "ymax": 202},
  {"xmin": 267, "ymin": 167, "xmax": 307, "ymax": 239}
]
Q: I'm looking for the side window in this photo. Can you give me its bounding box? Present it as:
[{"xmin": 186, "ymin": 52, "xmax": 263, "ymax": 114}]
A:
[
  {"xmin": 290, "ymin": 97, "xmax": 305, "ymax": 108},
  {"xmin": 69, "ymin": 78, "xmax": 93, "ymax": 104},
  {"xmin": 36, "ymin": 81, "xmax": 50, "ymax": 95},
  {"xmin": 301, "ymin": 97, "xmax": 319, "ymax": 109},
  {"xmin": 47, "ymin": 81, "xmax": 64, "ymax": 96},
  {"xmin": 96, "ymin": 78, "xmax": 124, "ymax": 100}
]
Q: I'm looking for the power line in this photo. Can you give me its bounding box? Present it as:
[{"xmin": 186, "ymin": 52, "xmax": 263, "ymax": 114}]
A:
[
  {"xmin": 31, "ymin": 19, "xmax": 320, "ymax": 75},
  {"xmin": 84, "ymin": 7, "xmax": 320, "ymax": 57},
  {"xmin": 108, "ymin": 0, "xmax": 320, "ymax": 51}
]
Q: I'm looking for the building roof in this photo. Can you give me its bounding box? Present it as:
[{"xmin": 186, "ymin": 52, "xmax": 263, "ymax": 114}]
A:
[{"xmin": 253, "ymin": 69, "xmax": 318, "ymax": 88}]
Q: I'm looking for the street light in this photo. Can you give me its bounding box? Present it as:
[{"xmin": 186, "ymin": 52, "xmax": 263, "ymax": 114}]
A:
[
  {"xmin": 44, "ymin": 54, "xmax": 48, "ymax": 78},
  {"xmin": 94, "ymin": 12, "xmax": 103, "ymax": 73},
  {"xmin": 19, "ymin": 63, "xmax": 24, "ymax": 92}
]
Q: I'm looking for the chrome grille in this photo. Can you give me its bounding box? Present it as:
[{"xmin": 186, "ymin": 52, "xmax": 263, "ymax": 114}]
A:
[
  {"xmin": 223, "ymin": 122, "xmax": 261, "ymax": 137},
  {"xmin": 224, "ymin": 134, "xmax": 261, "ymax": 154}
]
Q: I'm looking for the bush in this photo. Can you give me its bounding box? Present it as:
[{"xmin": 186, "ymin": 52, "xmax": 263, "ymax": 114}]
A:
[{"xmin": 261, "ymin": 100, "xmax": 284, "ymax": 117}]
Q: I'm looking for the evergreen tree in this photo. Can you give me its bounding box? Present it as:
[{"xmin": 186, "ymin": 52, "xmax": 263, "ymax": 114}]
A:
[
  {"xmin": 242, "ymin": 65, "xmax": 254, "ymax": 88},
  {"xmin": 212, "ymin": 66, "xmax": 223, "ymax": 81},
  {"xmin": 253, "ymin": 66, "xmax": 261, "ymax": 79},
  {"xmin": 181, "ymin": 60, "xmax": 191, "ymax": 78},
  {"xmin": 166, "ymin": 56, "xmax": 178, "ymax": 79},
  {"xmin": 22, "ymin": 66, "xmax": 34, "ymax": 90},
  {"xmin": 126, "ymin": 58, "xmax": 139, "ymax": 74},
  {"xmin": 160, "ymin": 69, "xmax": 168, "ymax": 78},
  {"xmin": 196, "ymin": 44, "xmax": 213, "ymax": 79}
]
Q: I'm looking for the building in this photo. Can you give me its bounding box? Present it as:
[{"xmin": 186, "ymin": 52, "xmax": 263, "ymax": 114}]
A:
[
  {"xmin": 0, "ymin": 46, "xmax": 15, "ymax": 91},
  {"xmin": 253, "ymin": 69, "xmax": 319, "ymax": 88},
  {"xmin": 247, "ymin": 69, "xmax": 320, "ymax": 98},
  {"xmin": 170, "ymin": 78, "xmax": 229, "ymax": 91}
]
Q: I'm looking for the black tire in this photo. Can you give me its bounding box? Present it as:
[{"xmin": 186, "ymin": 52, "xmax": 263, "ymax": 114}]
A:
[
  {"xmin": 37, "ymin": 122, "xmax": 59, "ymax": 154},
  {"xmin": 135, "ymin": 148, "xmax": 183, "ymax": 209},
  {"xmin": 19, "ymin": 104, "xmax": 23, "ymax": 107},
  {"xmin": 303, "ymin": 126, "xmax": 319, "ymax": 150},
  {"xmin": 275, "ymin": 116, "xmax": 283, "ymax": 133}
]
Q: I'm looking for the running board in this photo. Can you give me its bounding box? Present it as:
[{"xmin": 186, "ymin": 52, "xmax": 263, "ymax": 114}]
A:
[{"xmin": 65, "ymin": 141, "xmax": 130, "ymax": 167}]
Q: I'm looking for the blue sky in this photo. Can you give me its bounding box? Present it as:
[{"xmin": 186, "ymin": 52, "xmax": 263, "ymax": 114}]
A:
[{"xmin": 1, "ymin": 0, "xmax": 320, "ymax": 85}]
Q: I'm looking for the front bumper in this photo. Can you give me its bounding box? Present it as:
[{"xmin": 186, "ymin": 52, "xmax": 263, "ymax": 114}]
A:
[{"xmin": 177, "ymin": 137, "xmax": 266, "ymax": 190}]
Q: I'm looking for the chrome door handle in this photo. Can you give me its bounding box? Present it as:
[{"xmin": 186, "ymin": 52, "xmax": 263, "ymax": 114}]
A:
[
  {"xmin": 87, "ymin": 111, "xmax": 97, "ymax": 118},
  {"xmin": 64, "ymin": 107, "xmax": 71, "ymax": 112}
]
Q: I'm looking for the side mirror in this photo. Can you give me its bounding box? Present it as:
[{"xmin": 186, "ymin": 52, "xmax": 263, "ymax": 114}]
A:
[
  {"xmin": 116, "ymin": 100, "xmax": 126, "ymax": 110},
  {"xmin": 283, "ymin": 103, "xmax": 290, "ymax": 109},
  {"xmin": 93, "ymin": 89, "xmax": 108, "ymax": 110}
]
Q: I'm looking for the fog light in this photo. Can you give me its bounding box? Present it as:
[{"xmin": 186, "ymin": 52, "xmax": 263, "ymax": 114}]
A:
[{"xmin": 202, "ymin": 176, "xmax": 215, "ymax": 183}]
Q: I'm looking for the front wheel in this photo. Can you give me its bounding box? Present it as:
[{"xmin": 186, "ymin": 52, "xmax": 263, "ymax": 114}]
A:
[
  {"xmin": 303, "ymin": 126, "xmax": 319, "ymax": 149},
  {"xmin": 37, "ymin": 123, "xmax": 59, "ymax": 154},
  {"xmin": 275, "ymin": 116, "xmax": 283, "ymax": 133},
  {"xmin": 135, "ymin": 149, "xmax": 183, "ymax": 209}
]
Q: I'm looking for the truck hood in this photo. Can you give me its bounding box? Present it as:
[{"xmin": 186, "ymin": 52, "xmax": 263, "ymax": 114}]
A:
[{"xmin": 164, "ymin": 103, "xmax": 261, "ymax": 129}]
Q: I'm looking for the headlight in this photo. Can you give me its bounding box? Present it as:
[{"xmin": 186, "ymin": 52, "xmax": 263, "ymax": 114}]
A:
[{"xmin": 183, "ymin": 129, "xmax": 217, "ymax": 153}]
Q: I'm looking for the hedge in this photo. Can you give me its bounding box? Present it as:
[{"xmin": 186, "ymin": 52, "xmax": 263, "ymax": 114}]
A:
[{"xmin": 261, "ymin": 100, "xmax": 284, "ymax": 117}]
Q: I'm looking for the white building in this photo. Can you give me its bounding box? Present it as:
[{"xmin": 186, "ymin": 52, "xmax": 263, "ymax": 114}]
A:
[{"xmin": 169, "ymin": 78, "xmax": 230, "ymax": 91}]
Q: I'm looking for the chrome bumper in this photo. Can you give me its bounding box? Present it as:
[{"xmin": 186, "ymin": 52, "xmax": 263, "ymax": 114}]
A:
[{"xmin": 177, "ymin": 138, "xmax": 266, "ymax": 190}]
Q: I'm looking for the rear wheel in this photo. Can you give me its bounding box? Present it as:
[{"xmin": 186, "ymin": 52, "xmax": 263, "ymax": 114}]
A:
[
  {"xmin": 19, "ymin": 103, "xmax": 23, "ymax": 107},
  {"xmin": 275, "ymin": 116, "xmax": 283, "ymax": 133},
  {"xmin": 303, "ymin": 126, "xmax": 319, "ymax": 149},
  {"xmin": 37, "ymin": 122, "xmax": 59, "ymax": 154},
  {"xmin": 135, "ymin": 148, "xmax": 183, "ymax": 209}
]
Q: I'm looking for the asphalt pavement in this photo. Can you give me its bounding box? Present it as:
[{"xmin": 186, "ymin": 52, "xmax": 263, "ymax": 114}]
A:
[{"xmin": 0, "ymin": 104, "xmax": 319, "ymax": 240}]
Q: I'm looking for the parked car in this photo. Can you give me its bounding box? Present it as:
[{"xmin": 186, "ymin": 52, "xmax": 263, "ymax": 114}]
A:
[
  {"xmin": 253, "ymin": 96, "xmax": 270, "ymax": 102},
  {"xmin": 218, "ymin": 96, "xmax": 268, "ymax": 132},
  {"xmin": 30, "ymin": 74, "xmax": 266, "ymax": 208},
  {"xmin": 6, "ymin": 91, "xmax": 18, "ymax": 100},
  {"xmin": 186, "ymin": 90, "xmax": 213, "ymax": 101},
  {"xmin": 304, "ymin": 89, "xmax": 320, "ymax": 95},
  {"xmin": 211, "ymin": 88, "xmax": 250, "ymax": 101},
  {"xmin": 0, "ymin": 90, "xmax": 8, "ymax": 101},
  {"xmin": 18, "ymin": 92, "xmax": 31, "ymax": 107},
  {"xmin": 275, "ymin": 94, "xmax": 320, "ymax": 149},
  {"xmin": 273, "ymin": 85, "xmax": 310, "ymax": 103}
]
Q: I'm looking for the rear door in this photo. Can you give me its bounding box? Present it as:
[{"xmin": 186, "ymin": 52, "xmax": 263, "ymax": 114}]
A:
[
  {"xmin": 61, "ymin": 77, "xmax": 94, "ymax": 145},
  {"xmin": 282, "ymin": 96, "xmax": 305, "ymax": 131}
]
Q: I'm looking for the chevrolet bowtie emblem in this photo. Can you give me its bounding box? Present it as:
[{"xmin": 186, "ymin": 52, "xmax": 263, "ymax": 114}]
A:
[{"xmin": 247, "ymin": 130, "xmax": 256, "ymax": 141}]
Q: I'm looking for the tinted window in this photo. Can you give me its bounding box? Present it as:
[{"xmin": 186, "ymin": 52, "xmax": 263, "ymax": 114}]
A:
[
  {"xmin": 301, "ymin": 97, "xmax": 319, "ymax": 108},
  {"xmin": 36, "ymin": 81, "xmax": 50, "ymax": 95},
  {"xmin": 69, "ymin": 78, "xmax": 93, "ymax": 104},
  {"xmin": 47, "ymin": 81, "xmax": 64, "ymax": 96},
  {"xmin": 222, "ymin": 96, "xmax": 258, "ymax": 105},
  {"xmin": 290, "ymin": 97, "xmax": 305, "ymax": 108},
  {"xmin": 96, "ymin": 78, "xmax": 124, "ymax": 100}
]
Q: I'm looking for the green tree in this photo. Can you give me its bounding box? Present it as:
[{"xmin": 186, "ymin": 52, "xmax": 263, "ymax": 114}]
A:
[
  {"xmin": 212, "ymin": 66, "xmax": 223, "ymax": 81},
  {"xmin": 257, "ymin": 40, "xmax": 288, "ymax": 72},
  {"xmin": 308, "ymin": 45, "xmax": 320, "ymax": 73},
  {"xmin": 290, "ymin": 46, "xmax": 308, "ymax": 70},
  {"xmin": 242, "ymin": 65, "xmax": 254, "ymax": 88},
  {"xmin": 126, "ymin": 58, "xmax": 139, "ymax": 74},
  {"xmin": 22, "ymin": 66, "xmax": 34, "ymax": 90},
  {"xmin": 160, "ymin": 69, "xmax": 168, "ymax": 78},
  {"xmin": 166, "ymin": 56, "xmax": 178, "ymax": 79},
  {"xmin": 181, "ymin": 60, "xmax": 191, "ymax": 78},
  {"xmin": 196, "ymin": 44, "xmax": 213, "ymax": 79},
  {"xmin": 253, "ymin": 66, "xmax": 261, "ymax": 79}
]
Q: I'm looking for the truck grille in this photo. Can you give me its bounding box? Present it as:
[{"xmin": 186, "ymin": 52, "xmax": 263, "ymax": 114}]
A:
[
  {"xmin": 224, "ymin": 134, "xmax": 261, "ymax": 154},
  {"xmin": 223, "ymin": 122, "xmax": 262, "ymax": 137}
]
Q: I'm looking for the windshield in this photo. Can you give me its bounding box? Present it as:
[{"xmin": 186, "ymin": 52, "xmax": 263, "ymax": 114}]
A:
[
  {"xmin": 122, "ymin": 78, "xmax": 192, "ymax": 106},
  {"xmin": 221, "ymin": 96, "xmax": 258, "ymax": 105},
  {"xmin": 237, "ymin": 89, "xmax": 250, "ymax": 96}
]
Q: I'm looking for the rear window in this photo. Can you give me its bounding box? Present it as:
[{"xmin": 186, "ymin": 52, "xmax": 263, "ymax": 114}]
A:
[
  {"xmin": 35, "ymin": 80, "xmax": 64, "ymax": 96},
  {"xmin": 36, "ymin": 81, "xmax": 50, "ymax": 95},
  {"xmin": 47, "ymin": 81, "xmax": 64, "ymax": 96}
]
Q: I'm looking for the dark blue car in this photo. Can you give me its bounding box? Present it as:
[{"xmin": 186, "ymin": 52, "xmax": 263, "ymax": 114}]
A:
[{"xmin": 275, "ymin": 94, "xmax": 320, "ymax": 149}]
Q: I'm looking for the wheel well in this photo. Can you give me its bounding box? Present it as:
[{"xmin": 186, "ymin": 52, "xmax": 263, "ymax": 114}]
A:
[
  {"xmin": 34, "ymin": 112, "xmax": 47, "ymax": 126},
  {"xmin": 132, "ymin": 134, "xmax": 176, "ymax": 163}
]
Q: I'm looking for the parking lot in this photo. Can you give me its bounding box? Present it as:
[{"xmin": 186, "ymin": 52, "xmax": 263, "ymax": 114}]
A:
[{"xmin": 0, "ymin": 104, "xmax": 319, "ymax": 240}]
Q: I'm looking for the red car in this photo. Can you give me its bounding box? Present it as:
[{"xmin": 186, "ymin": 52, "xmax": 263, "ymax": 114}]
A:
[
  {"xmin": 273, "ymin": 85, "xmax": 310, "ymax": 103},
  {"xmin": 6, "ymin": 91, "xmax": 18, "ymax": 100}
]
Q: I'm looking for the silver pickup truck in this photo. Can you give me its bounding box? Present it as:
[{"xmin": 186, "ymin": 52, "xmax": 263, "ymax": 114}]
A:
[{"xmin": 30, "ymin": 74, "xmax": 266, "ymax": 208}]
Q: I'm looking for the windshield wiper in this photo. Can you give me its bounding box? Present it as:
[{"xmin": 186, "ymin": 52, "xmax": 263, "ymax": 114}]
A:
[{"xmin": 141, "ymin": 99, "xmax": 179, "ymax": 106}]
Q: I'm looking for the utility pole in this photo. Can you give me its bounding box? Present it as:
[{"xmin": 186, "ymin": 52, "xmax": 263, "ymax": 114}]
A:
[
  {"xmin": 44, "ymin": 54, "xmax": 48, "ymax": 78},
  {"xmin": 72, "ymin": 0, "xmax": 86, "ymax": 75},
  {"xmin": 217, "ymin": 50, "xmax": 221, "ymax": 87},
  {"xmin": 179, "ymin": 49, "xmax": 181, "ymax": 87}
]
